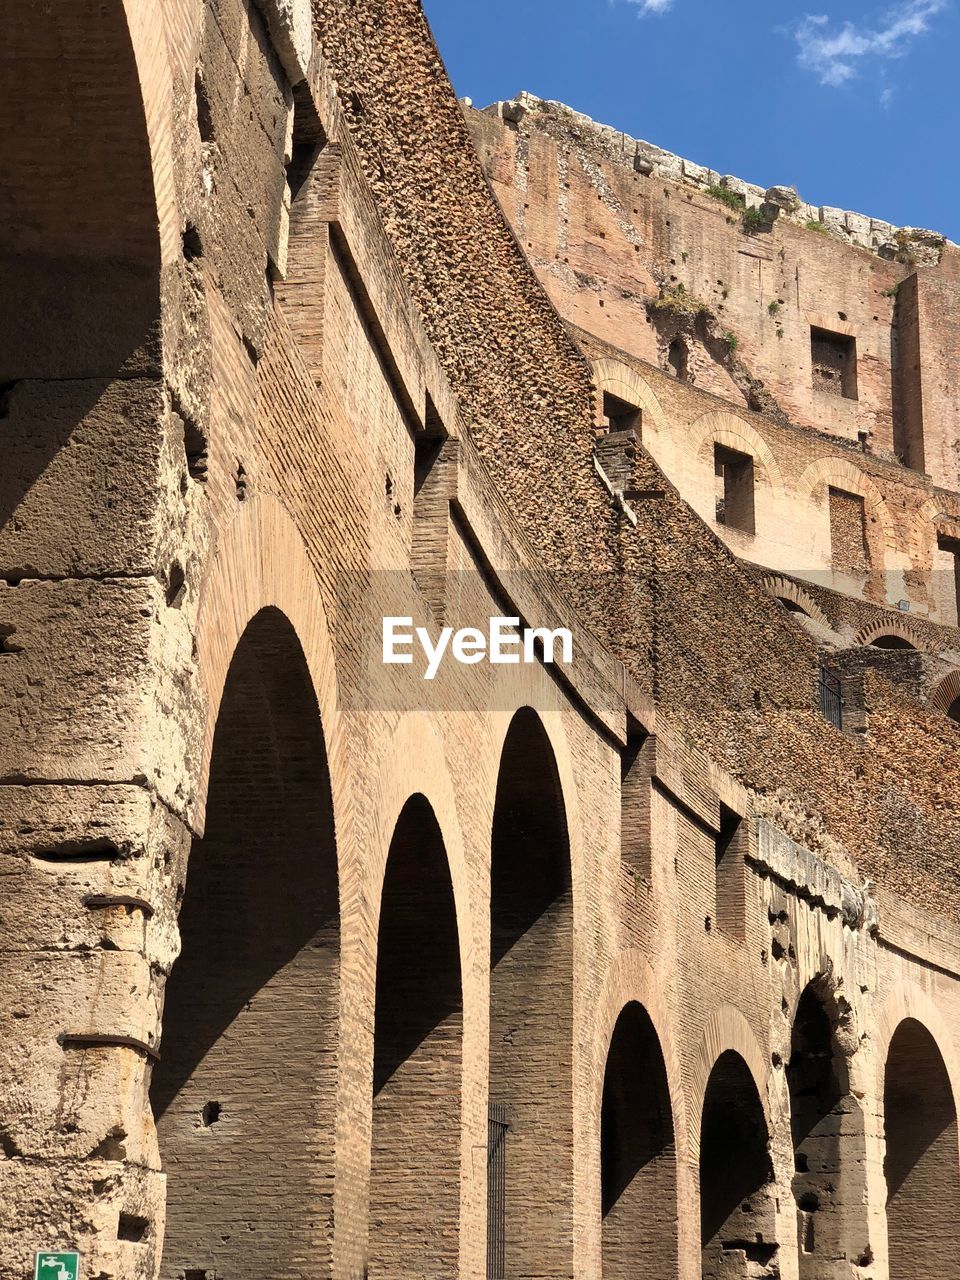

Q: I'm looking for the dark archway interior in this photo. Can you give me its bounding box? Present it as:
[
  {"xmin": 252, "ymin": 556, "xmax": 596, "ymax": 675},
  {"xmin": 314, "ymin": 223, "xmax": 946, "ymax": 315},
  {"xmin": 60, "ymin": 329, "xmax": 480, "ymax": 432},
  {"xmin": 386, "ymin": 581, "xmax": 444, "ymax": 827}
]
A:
[
  {"xmin": 947, "ymin": 695, "xmax": 960, "ymax": 724},
  {"xmin": 700, "ymin": 1050, "xmax": 777, "ymax": 1280},
  {"xmin": 151, "ymin": 608, "xmax": 340, "ymax": 1280},
  {"xmin": 601, "ymin": 1002, "xmax": 678, "ymax": 1279},
  {"xmin": 370, "ymin": 794, "xmax": 463, "ymax": 1279},
  {"xmin": 788, "ymin": 985, "xmax": 868, "ymax": 1275},
  {"xmin": 870, "ymin": 635, "xmax": 915, "ymax": 650},
  {"xmin": 885, "ymin": 1018, "xmax": 960, "ymax": 1280},
  {"xmin": 488, "ymin": 709, "xmax": 573, "ymax": 1279}
]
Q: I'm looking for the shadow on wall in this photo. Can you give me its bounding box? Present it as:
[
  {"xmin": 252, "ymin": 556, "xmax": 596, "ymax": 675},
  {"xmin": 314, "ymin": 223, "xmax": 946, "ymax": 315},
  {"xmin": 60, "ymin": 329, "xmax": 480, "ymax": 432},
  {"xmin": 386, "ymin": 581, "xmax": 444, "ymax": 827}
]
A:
[
  {"xmin": 700, "ymin": 1050, "xmax": 778, "ymax": 1280},
  {"xmin": 884, "ymin": 1018, "xmax": 960, "ymax": 1280},
  {"xmin": 601, "ymin": 1002, "xmax": 678, "ymax": 1279},
  {"xmin": 489, "ymin": 708, "xmax": 574, "ymax": 1280},
  {"xmin": 370, "ymin": 793, "xmax": 463, "ymax": 1279},
  {"xmin": 1, "ymin": 2, "xmax": 164, "ymax": 567},
  {"xmin": 150, "ymin": 607, "xmax": 340, "ymax": 1280}
]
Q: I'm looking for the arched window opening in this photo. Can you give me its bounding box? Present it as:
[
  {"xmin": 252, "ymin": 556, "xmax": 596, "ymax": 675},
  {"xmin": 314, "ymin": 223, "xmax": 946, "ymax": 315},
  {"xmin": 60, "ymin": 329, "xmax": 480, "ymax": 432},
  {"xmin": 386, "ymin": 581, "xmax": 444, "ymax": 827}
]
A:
[
  {"xmin": 371, "ymin": 795, "xmax": 462, "ymax": 1278},
  {"xmin": 700, "ymin": 1050, "xmax": 777, "ymax": 1280},
  {"xmin": 788, "ymin": 985, "xmax": 868, "ymax": 1277},
  {"xmin": 489, "ymin": 709, "xmax": 573, "ymax": 1279},
  {"xmin": 668, "ymin": 338, "xmax": 688, "ymax": 381},
  {"xmin": 870, "ymin": 634, "xmax": 916, "ymax": 650},
  {"xmin": 151, "ymin": 608, "xmax": 340, "ymax": 1280},
  {"xmin": 601, "ymin": 1003, "xmax": 678, "ymax": 1279},
  {"xmin": 884, "ymin": 1019, "xmax": 960, "ymax": 1280},
  {"xmin": 777, "ymin": 597, "xmax": 810, "ymax": 617}
]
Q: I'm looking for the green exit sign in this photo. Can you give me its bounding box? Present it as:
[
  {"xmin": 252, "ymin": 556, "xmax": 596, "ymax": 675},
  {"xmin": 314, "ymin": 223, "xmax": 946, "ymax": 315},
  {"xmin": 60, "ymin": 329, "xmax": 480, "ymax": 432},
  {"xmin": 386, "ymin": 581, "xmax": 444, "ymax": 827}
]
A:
[{"xmin": 34, "ymin": 1253, "xmax": 80, "ymax": 1280}]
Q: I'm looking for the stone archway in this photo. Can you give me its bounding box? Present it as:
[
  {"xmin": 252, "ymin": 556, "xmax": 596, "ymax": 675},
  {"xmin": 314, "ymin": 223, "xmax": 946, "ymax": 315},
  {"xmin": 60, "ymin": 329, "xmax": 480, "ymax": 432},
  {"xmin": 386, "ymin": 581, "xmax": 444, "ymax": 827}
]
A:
[
  {"xmin": 369, "ymin": 794, "xmax": 464, "ymax": 1279},
  {"xmin": 151, "ymin": 607, "xmax": 340, "ymax": 1280},
  {"xmin": 699, "ymin": 1050, "xmax": 777, "ymax": 1279},
  {"xmin": 787, "ymin": 981, "xmax": 869, "ymax": 1276},
  {"xmin": 884, "ymin": 1017, "xmax": 960, "ymax": 1280},
  {"xmin": 488, "ymin": 707, "xmax": 574, "ymax": 1280},
  {"xmin": 600, "ymin": 1002, "xmax": 678, "ymax": 1279}
]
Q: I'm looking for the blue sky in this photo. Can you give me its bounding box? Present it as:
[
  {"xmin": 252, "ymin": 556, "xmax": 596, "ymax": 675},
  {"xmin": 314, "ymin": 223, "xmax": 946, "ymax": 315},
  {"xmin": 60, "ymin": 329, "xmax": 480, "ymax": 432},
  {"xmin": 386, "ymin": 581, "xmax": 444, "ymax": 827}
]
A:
[{"xmin": 422, "ymin": 0, "xmax": 959, "ymax": 239}]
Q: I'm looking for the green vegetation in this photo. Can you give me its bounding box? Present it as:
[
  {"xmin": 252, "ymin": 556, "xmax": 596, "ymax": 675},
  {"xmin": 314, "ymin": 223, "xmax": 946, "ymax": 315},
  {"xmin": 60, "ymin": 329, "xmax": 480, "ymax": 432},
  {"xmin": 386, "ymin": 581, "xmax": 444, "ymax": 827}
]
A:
[
  {"xmin": 723, "ymin": 330, "xmax": 739, "ymax": 353},
  {"xmin": 742, "ymin": 206, "xmax": 767, "ymax": 233},
  {"xmin": 805, "ymin": 219, "xmax": 828, "ymax": 235},
  {"xmin": 705, "ymin": 183, "xmax": 746, "ymax": 213},
  {"xmin": 649, "ymin": 285, "xmax": 712, "ymax": 319},
  {"xmin": 767, "ymin": 300, "xmax": 782, "ymax": 317}
]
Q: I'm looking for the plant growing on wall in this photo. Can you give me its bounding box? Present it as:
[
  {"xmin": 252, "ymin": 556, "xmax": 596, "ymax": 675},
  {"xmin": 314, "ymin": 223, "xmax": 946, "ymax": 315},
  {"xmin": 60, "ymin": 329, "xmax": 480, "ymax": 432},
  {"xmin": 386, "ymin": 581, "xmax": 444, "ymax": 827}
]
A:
[{"xmin": 705, "ymin": 183, "xmax": 746, "ymax": 213}]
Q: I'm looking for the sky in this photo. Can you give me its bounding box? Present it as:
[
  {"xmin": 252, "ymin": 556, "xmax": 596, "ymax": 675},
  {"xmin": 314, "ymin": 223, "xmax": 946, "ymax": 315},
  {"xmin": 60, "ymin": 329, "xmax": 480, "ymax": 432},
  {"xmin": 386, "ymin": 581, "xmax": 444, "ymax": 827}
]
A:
[{"xmin": 422, "ymin": 0, "xmax": 960, "ymax": 240}]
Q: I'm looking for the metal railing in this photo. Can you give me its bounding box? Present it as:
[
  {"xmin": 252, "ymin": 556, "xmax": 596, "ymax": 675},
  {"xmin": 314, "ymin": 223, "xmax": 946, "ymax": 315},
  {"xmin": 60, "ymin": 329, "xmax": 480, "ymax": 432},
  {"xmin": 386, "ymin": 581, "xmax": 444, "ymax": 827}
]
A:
[
  {"xmin": 486, "ymin": 1103, "xmax": 509, "ymax": 1279},
  {"xmin": 819, "ymin": 667, "xmax": 843, "ymax": 730}
]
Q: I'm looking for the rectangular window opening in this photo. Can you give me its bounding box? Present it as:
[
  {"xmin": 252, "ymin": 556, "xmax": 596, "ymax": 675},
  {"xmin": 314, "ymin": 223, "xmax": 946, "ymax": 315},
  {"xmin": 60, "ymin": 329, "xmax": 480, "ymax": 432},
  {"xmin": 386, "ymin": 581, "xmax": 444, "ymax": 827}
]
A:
[
  {"xmin": 811, "ymin": 327, "xmax": 858, "ymax": 400},
  {"xmin": 620, "ymin": 730, "xmax": 652, "ymax": 881},
  {"xmin": 715, "ymin": 805, "xmax": 746, "ymax": 938},
  {"xmin": 714, "ymin": 443, "xmax": 756, "ymax": 534},
  {"xmin": 602, "ymin": 391, "xmax": 641, "ymax": 436},
  {"xmin": 936, "ymin": 533, "xmax": 960, "ymax": 627},
  {"xmin": 828, "ymin": 487, "xmax": 868, "ymax": 573},
  {"xmin": 819, "ymin": 666, "xmax": 843, "ymax": 730}
]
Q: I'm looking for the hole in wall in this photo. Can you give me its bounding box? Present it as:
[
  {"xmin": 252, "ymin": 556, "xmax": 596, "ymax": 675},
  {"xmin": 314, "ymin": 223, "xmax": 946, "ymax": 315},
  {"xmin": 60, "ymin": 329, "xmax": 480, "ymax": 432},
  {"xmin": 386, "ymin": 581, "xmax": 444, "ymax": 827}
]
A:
[
  {"xmin": 182, "ymin": 223, "xmax": 203, "ymax": 262},
  {"xmin": 31, "ymin": 839, "xmax": 121, "ymax": 864},
  {"xmin": 668, "ymin": 338, "xmax": 688, "ymax": 381},
  {"xmin": 182, "ymin": 416, "xmax": 208, "ymax": 483},
  {"xmin": 195, "ymin": 73, "xmax": 214, "ymax": 144},
  {"xmin": 118, "ymin": 1213, "xmax": 150, "ymax": 1244},
  {"xmin": 0, "ymin": 624, "xmax": 22, "ymax": 655},
  {"xmin": 0, "ymin": 380, "xmax": 18, "ymax": 419},
  {"xmin": 166, "ymin": 563, "xmax": 186, "ymax": 609},
  {"xmin": 201, "ymin": 1101, "xmax": 221, "ymax": 1128}
]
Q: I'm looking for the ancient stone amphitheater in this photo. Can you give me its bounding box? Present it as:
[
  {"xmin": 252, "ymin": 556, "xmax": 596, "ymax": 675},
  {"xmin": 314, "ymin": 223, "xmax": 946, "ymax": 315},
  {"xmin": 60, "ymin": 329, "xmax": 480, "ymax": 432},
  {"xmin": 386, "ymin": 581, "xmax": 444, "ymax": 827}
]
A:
[{"xmin": 1, "ymin": 3, "xmax": 958, "ymax": 1279}]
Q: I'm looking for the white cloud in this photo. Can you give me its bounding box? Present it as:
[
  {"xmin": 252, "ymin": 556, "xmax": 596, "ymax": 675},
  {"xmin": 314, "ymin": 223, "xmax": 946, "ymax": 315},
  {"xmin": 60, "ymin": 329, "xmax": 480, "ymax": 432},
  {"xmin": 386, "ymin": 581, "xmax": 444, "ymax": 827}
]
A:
[
  {"xmin": 794, "ymin": 0, "xmax": 946, "ymax": 86},
  {"xmin": 626, "ymin": 0, "xmax": 674, "ymax": 16}
]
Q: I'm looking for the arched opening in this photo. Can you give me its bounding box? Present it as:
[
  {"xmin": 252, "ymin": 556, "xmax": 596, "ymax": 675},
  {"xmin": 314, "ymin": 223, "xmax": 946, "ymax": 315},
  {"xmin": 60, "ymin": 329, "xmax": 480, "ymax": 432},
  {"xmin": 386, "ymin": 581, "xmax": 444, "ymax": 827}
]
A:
[
  {"xmin": 949, "ymin": 696, "xmax": 960, "ymax": 724},
  {"xmin": 370, "ymin": 795, "xmax": 463, "ymax": 1278},
  {"xmin": 700, "ymin": 1050, "xmax": 777, "ymax": 1280},
  {"xmin": 788, "ymin": 984, "xmax": 868, "ymax": 1275},
  {"xmin": 778, "ymin": 597, "xmax": 810, "ymax": 616},
  {"xmin": 488, "ymin": 709, "xmax": 573, "ymax": 1278},
  {"xmin": 151, "ymin": 608, "xmax": 340, "ymax": 1280},
  {"xmin": 870, "ymin": 635, "xmax": 916, "ymax": 650},
  {"xmin": 668, "ymin": 338, "xmax": 689, "ymax": 381},
  {"xmin": 601, "ymin": 1003, "xmax": 678, "ymax": 1279},
  {"xmin": 884, "ymin": 1018, "xmax": 960, "ymax": 1280}
]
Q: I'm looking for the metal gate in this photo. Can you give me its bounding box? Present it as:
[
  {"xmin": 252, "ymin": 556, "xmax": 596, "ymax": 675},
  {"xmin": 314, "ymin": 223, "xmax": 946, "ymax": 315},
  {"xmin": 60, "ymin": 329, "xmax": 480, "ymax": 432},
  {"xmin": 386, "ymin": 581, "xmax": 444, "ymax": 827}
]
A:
[
  {"xmin": 819, "ymin": 666, "xmax": 843, "ymax": 729},
  {"xmin": 486, "ymin": 1103, "xmax": 509, "ymax": 1279}
]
